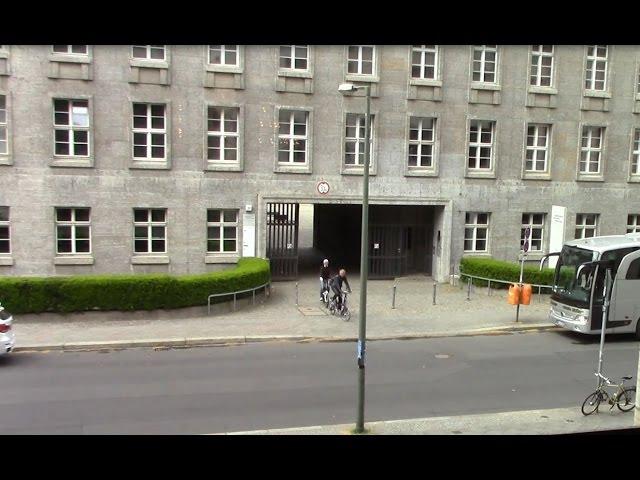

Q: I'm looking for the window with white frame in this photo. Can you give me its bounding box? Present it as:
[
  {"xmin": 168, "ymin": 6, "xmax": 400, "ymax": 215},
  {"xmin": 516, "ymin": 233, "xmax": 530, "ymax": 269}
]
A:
[
  {"xmin": 525, "ymin": 124, "xmax": 550, "ymax": 172},
  {"xmin": 464, "ymin": 213, "xmax": 489, "ymax": 252},
  {"xmin": 131, "ymin": 45, "xmax": 166, "ymax": 61},
  {"xmin": 132, "ymin": 103, "xmax": 166, "ymax": 160},
  {"xmin": 579, "ymin": 126, "xmax": 604, "ymax": 174},
  {"xmin": 207, "ymin": 209, "xmax": 238, "ymax": 253},
  {"xmin": 411, "ymin": 45, "xmax": 438, "ymax": 80},
  {"xmin": 472, "ymin": 45, "xmax": 498, "ymax": 83},
  {"xmin": 530, "ymin": 45, "xmax": 554, "ymax": 87},
  {"xmin": 207, "ymin": 106, "xmax": 239, "ymax": 162},
  {"xmin": 278, "ymin": 110, "xmax": 308, "ymax": 164},
  {"xmin": 584, "ymin": 45, "xmax": 608, "ymax": 91},
  {"xmin": 468, "ymin": 120, "xmax": 494, "ymax": 170},
  {"xmin": 627, "ymin": 214, "xmax": 640, "ymax": 233},
  {"xmin": 52, "ymin": 45, "xmax": 88, "ymax": 55},
  {"xmin": 0, "ymin": 206, "xmax": 10, "ymax": 254},
  {"xmin": 208, "ymin": 45, "xmax": 239, "ymax": 66},
  {"xmin": 279, "ymin": 45, "xmax": 308, "ymax": 71},
  {"xmin": 408, "ymin": 117, "xmax": 436, "ymax": 168},
  {"xmin": 54, "ymin": 99, "xmax": 90, "ymax": 157},
  {"xmin": 0, "ymin": 95, "xmax": 6, "ymax": 155},
  {"xmin": 521, "ymin": 213, "xmax": 545, "ymax": 252},
  {"xmin": 575, "ymin": 214, "xmax": 598, "ymax": 239},
  {"xmin": 55, "ymin": 207, "xmax": 91, "ymax": 254},
  {"xmin": 631, "ymin": 129, "xmax": 640, "ymax": 176},
  {"xmin": 347, "ymin": 45, "xmax": 375, "ymax": 76},
  {"xmin": 344, "ymin": 113, "xmax": 374, "ymax": 166},
  {"xmin": 133, "ymin": 209, "xmax": 166, "ymax": 254}
]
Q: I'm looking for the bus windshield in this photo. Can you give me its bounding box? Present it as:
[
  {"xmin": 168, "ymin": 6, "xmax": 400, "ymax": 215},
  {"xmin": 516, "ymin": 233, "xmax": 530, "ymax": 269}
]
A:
[{"xmin": 554, "ymin": 245, "xmax": 597, "ymax": 306}]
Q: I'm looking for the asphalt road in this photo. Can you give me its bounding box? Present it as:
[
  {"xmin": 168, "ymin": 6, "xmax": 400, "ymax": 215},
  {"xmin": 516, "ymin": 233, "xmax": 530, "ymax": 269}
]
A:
[{"xmin": 0, "ymin": 331, "xmax": 638, "ymax": 434}]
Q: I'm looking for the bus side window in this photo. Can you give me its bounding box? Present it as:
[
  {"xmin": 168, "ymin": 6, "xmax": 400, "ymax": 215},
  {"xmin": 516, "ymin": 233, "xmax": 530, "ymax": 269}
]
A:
[{"xmin": 626, "ymin": 258, "xmax": 640, "ymax": 280}]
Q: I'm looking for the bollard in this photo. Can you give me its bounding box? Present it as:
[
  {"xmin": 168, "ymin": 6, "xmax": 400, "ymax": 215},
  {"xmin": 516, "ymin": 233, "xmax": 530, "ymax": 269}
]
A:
[
  {"xmin": 432, "ymin": 281, "xmax": 437, "ymax": 305},
  {"xmin": 466, "ymin": 278, "xmax": 471, "ymax": 301},
  {"xmin": 487, "ymin": 279, "xmax": 491, "ymax": 296},
  {"xmin": 295, "ymin": 282, "xmax": 299, "ymax": 306},
  {"xmin": 392, "ymin": 284, "xmax": 397, "ymax": 309},
  {"xmin": 233, "ymin": 292, "xmax": 237, "ymax": 312},
  {"xmin": 252, "ymin": 289, "xmax": 256, "ymax": 305}
]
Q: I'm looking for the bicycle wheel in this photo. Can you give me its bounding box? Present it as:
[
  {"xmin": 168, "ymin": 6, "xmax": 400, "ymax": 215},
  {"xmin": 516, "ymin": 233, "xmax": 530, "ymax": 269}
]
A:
[
  {"xmin": 342, "ymin": 308, "xmax": 351, "ymax": 322},
  {"xmin": 617, "ymin": 386, "xmax": 636, "ymax": 412},
  {"xmin": 581, "ymin": 391, "xmax": 602, "ymax": 416}
]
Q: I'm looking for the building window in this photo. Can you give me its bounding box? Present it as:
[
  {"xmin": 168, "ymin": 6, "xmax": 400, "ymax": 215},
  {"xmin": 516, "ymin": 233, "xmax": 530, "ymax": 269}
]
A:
[
  {"xmin": 207, "ymin": 209, "xmax": 238, "ymax": 253},
  {"xmin": 408, "ymin": 117, "xmax": 436, "ymax": 168},
  {"xmin": 132, "ymin": 103, "xmax": 166, "ymax": 160},
  {"xmin": 279, "ymin": 45, "xmax": 308, "ymax": 71},
  {"xmin": 411, "ymin": 45, "xmax": 438, "ymax": 80},
  {"xmin": 472, "ymin": 45, "xmax": 498, "ymax": 83},
  {"xmin": 530, "ymin": 45, "xmax": 554, "ymax": 87},
  {"xmin": 278, "ymin": 110, "xmax": 308, "ymax": 164},
  {"xmin": 468, "ymin": 120, "xmax": 494, "ymax": 170},
  {"xmin": 575, "ymin": 214, "xmax": 598, "ymax": 239},
  {"xmin": 0, "ymin": 95, "xmax": 6, "ymax": 155},
  {"xmin": 207, "ymin": 106, "xmax": 238, "ymax": 163},
  {"xmin": 627, "ymin": 214, "xmax": 640, "ymax": 233},
  {"xmin": 132, "ymin": 45, "xmax": 165, "ymax": 61},
  {"xmin": 464, "ymin": 213, "xmax": 489, "ymax": 252},
  {"xmin": 521, "ymin": 213, "xmax": 545, "ymax": 252},
  {"xmin": 579, "ymin": 126, "xmax": 604, "ymax": 174},
  {"xmin": 347, "ymin": 45, "xmax": 375, "ymax": 76},
  {"xmin": 0, "ymin": 206, "xmax": 9, "ymax": 254},
  {"xmin": 344, "ymin": 113, "xmax": 374, "ymax": 166},
  {"xmin": 55, "ymin": 207, "xmax": 91, "ymax": 254},
  {"xmin": 133, "ymin": 209, "xmax": 166, "ymax": 254},
  {"xmin": 525, "ymin": 124, "xmax": 550, "ymax": 172},
  {"xmin": 631, "ymin": 129, "xmax": 640, "ymax": 176},
  {"xmin": 53, "ymin": 99, "xmax": 90, "ymax": 157},
  {"xmin": 585, "ymin": 45, "xmax": 608, "ymax": 91},
  {"xmin": 208, "ymin": 45, "xmax": 238, "ymax": 66},
  {"xmin": 52, "ymin": 45, "xmax": 88, "ymax": 55}
]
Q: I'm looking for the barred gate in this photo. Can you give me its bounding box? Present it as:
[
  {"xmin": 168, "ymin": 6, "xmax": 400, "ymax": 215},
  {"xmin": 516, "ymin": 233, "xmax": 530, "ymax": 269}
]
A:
[{"xmin": 266, "ymin": 203, "xmax": 300, "ymax": 281}]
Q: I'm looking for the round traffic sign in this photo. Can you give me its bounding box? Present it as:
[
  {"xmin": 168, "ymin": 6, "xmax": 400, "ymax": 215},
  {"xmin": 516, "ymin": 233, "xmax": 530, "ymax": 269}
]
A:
[{"xmin": 317, "ymin": 181, "xmax": 330, "ymax": 195}]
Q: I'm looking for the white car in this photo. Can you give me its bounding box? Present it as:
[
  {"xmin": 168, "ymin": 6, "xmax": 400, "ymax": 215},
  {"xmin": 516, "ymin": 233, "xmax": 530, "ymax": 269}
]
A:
[{"xmin": 0, "ymin": 304, "xmax": 14, "ymax": 355}]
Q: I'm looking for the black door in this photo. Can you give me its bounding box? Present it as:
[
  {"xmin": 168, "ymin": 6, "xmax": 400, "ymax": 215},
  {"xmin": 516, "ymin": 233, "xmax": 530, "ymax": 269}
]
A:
[
  {"xmin": 369, "ymin": 226, "xmax": 406, "ymax": 279},
  {"xmin": 266, "ymin": 203, "xmax": 299, "ymax": 280}
]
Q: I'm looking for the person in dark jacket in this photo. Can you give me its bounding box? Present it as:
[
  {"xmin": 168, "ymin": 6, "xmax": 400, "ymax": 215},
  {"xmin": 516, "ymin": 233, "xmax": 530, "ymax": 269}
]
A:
[
  {"xmin": 329, "ymin": 269, "xmax": 352, "ymax": 309},
  {"xmin": 319, "ymin": 259, "xmax": 331, "ymax": 301}
]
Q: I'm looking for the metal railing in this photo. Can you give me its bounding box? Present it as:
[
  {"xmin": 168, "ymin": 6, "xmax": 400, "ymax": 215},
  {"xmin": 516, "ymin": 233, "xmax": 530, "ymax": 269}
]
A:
[
  {"xmin": 207, "ymin": 281, "xmax": 271, "ymax": 315},
  {"xmin": 457, "ymin": 272, "xmax": 553, "ymax": 299}
]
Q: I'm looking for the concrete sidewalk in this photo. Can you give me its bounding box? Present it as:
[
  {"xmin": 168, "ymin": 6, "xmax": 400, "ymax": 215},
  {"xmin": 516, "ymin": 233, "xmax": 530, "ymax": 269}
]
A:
[
  {"xmin": 219, "ymin": 406, "xmax": 638, "ymax": 435},
  {"xmin": 12, "ymin": 275, "xmax": 555, "ymax": 351}
]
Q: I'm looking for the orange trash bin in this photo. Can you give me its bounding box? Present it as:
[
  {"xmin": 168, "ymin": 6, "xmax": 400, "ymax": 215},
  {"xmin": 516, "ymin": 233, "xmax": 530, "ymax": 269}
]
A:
[
  {"xmin": 508, "ymin": 284, "xmax": 521, "ymax": 305},
  {"xmin": 521, "ymin": 284, "xmax": 532, "ymax": 305}
]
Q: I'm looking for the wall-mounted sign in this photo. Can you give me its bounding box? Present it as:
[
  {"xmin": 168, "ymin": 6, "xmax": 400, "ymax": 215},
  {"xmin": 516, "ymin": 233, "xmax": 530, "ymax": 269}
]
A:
[
  {"xmin": 317, "ymin": 181, "xmax": 330, "ymax": 195},
  {"xmin": 373, "ymin": 243, "xmax": 380, "ymax": 249}
]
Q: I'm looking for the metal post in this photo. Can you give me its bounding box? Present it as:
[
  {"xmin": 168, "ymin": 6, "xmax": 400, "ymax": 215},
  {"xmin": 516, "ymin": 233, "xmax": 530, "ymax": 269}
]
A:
[
  {"xmin": 466, "ymin": 277, "xmax": 471, "ymax": 301},
  {"xmin": 233, "ymin": 293, "xmax": 236, "ymax": 312},
  {"xmin": 391, "ymin": 284, "xmax": 396, "ymax": 309},
  {"xmin": 432, "ymin": 281, "xmax": 437, "ymax": 305},
  {"xmin": 596, "ymin": 268, "xmax": 612, "ymax": 386},
  {"xmin": 252, "ymin": 289, "xmax": 255, "ymax": 305},
  {"xmin": 295, "ymin": 282, "xmax": 299, "ymax": 306},
  {"xmin": 487, "ymin": 280, "xmax": 491, "ymax": 296},
  {"xmin": 355, "ymin": 85, "xmax": 371, "ymax": 434},
  {"xmin": 516, "ymin": 254, "xmax": 526, "ymax": 323}
]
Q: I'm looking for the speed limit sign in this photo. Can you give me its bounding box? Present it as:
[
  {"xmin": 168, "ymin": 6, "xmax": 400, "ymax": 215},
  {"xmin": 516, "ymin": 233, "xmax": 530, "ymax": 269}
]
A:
[{"xmin": 317, "ymin": 181, "xmax": 330, "ymax": 195}]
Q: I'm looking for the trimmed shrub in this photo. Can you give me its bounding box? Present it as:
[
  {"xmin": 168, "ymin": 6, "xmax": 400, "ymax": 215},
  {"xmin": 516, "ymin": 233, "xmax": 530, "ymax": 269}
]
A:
[
  {"xmin": 0, "ymin": 257, "xmax": 270, "ymax": 314},
  {"xmin": 459, "ymin": 257, "xmax": 555, "ymax": 289}
]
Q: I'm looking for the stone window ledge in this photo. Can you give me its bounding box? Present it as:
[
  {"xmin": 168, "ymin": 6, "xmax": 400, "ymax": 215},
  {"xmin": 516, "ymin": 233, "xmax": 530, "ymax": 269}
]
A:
[
  {"xmin": 583, "ymin": 90, "xmax": 611, "ymax": 99},
  {"xmin": 0, "ymin": 256, "xmax": 13, "ymax": 266},
  {"xmin": 205, "ymin": 255, "xmax": 240, "ymax": 264},
  {"xmin": 50, "ymin": 157, "xmax": 94, "ymax": 168},
  {"xmin": 341, "ymin": 167, "xmax": 376, "ymax": 176},
  {"xmin": 278, "ymin": 69, "xmax": 312, "ymax": 79},
  {"xmin": 462, "ymin": 252, "xmax": 491, "ymax": 257},
  {"xmin": 628, "ymin": 176, "xmax": 640, "ymax": 183},
  {"xmin": 528, "ymin": 86, "xmax": 557, "ymax": 95},
  {"xmin": 470, "ymin": 82, "xmax": 501, "ymax": 91},
  {"xmin": 205, "ymin": 163, "xmax": 243, "ymax": 172},
  {"xmin": 130, "ymin": 59, "xmax": 169, "ymax": 69},
  {"xmin": 274, "ymin": 164, "xmax": 312, "ymax": 174},
  {"xmin": 0, "ymin": 156, "xmax": 12, "ymax": 166},
  {"xmin": 49, "ymin": 54, "xmax": 91, "ymax": 64},
  {"xmin": 54, "ymin": 255, "xmax": 94, "ymax": 265},
  {"xmin": 206, "ymin": 64, "xmax": 243, "ymax": 74},
  {"xmin": 0, "ymin": 51, "xmax": 8, "ymax": 59},
  {"xmin": 345, "ymin": 74, "xmax": 380, "ymax": 84},
  {"xmin": 576, "ymin": 175, "xmax": 605, "ymax": 183},
  {"xmin": 409, "ymin": 78, "xmax": 442, "ymax": 87},
  {"xmin": 130, "ymin": 161, "xmax": 171, "ymax": 170},
  {"xmin": 405, "ymin": 168, "xmax": 438, "ymax": 177},
  {"xmin": 131, "ymin": 255, "xmax": 170, "ymax": 265},
  {"xmin": 465, "ymin": 171, "xmax": 496, "ymax": 179},
  {"xmin": 522, "ymin": 172, "xmax": 552, "ymax": 181}
]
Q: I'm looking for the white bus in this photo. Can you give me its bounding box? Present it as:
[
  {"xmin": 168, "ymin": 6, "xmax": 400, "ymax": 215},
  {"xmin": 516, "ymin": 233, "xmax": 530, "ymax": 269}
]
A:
[{"xmin": 540, "ymin": 233, "xmax": 640, "ymax": 339}]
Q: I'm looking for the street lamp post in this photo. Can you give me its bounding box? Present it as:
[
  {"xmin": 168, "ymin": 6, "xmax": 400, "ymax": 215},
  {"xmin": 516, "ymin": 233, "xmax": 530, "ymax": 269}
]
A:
[{"xmin": 339, "ymin": 82, "xmax": 371, "ymax": 433}]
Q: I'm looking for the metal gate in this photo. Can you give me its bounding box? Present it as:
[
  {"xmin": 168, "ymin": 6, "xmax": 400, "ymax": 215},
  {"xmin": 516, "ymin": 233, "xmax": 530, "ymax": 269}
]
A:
[
  {"xmin": 369, "ymin": 226, "xmax": 407, "ymax": 279},
  {"xmin": 266, "ymin": 203, "xmax": 300, "ymax": 280}
]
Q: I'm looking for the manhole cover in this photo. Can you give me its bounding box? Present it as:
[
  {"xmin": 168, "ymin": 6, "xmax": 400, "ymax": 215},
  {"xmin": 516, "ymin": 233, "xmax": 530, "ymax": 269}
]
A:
[{"xmin": 434, "ymin": 354, "xmax": 451, "ymax": 359}]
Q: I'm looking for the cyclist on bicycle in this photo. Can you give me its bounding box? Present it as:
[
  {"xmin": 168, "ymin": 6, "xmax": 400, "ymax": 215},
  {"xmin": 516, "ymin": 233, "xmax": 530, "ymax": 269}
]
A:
[
  {"xmin": 329, "ymin": 268, "xmax": 352, "ymax": 310},
  {"xmin": 319, "ymin": 259, "xmax": 331, "ymax": 301}
]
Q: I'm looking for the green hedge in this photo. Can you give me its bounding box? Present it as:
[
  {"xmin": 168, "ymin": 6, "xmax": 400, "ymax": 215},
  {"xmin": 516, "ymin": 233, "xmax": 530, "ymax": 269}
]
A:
[
  {"xmin": 459, "ymin": 257, "xmax": 555, "ymax": 289},
  {"xmin": 0, "ymin": 257, "xmax": 270, "ymax": 314}
]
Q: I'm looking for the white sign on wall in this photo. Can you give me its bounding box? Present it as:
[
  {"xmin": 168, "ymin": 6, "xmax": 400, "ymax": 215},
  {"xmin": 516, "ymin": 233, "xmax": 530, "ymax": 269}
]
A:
[
  {"xmin": 242, "ymin": 213, "xmax": 256, "ymax": 257},
  {"xmin": 548, "ymin": 205, "xmax": 566, "ymax": 268}
]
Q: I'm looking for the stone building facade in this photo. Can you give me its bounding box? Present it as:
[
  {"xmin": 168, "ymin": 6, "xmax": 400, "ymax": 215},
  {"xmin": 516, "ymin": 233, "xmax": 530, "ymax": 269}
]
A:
[{"xmin": 1, "ymin": 45, "xmax": 640, "ymax": 282}]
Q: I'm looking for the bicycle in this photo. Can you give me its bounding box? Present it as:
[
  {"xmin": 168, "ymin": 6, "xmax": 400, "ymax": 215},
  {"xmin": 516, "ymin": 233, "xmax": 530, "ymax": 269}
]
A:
[
  {"xmin": 581, "ymin": 372, "xmax": 636, "ymax": 416},
  {"xmin": 328, "ymin": 291, "xmax": 351, "ymax": 321}
]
